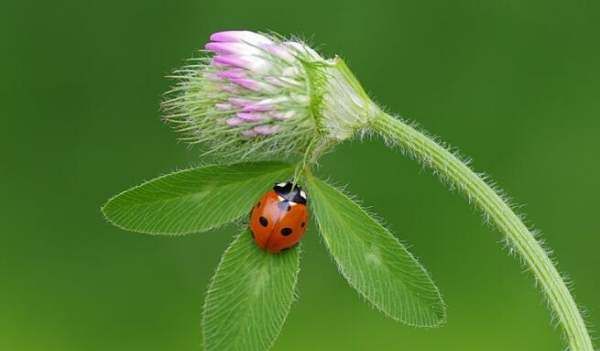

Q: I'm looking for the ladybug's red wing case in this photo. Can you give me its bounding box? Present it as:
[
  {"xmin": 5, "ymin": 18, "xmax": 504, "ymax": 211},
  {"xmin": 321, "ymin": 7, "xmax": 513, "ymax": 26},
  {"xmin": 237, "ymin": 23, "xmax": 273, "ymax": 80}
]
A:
[
  {"xmin": 249, "ymin": 182, "xmax": 309, "ymax": 253},
  {"xmin": 268, "ymin": 205, "xmax": 308, "ymax": 252},
  {"xmin": 249, "ymin": 191, "xmax": 280, "ymax": 249}
]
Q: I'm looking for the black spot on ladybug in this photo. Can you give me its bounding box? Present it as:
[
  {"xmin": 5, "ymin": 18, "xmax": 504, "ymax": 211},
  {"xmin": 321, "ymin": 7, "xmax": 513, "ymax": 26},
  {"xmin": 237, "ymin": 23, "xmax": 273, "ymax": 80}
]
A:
[
  {"xmin": 281, "ymin": 227, "xmax": 293, "ymax": 236},
  {"xmin": 259, "ymin": 216, "xmax": 268, "ymax": 227},
  {"xmin": 301, "ymin": 222, "xmax": 305, "ymax": 227},
  {"xmin": 287, "ymin": 205, "xmax": 291, "ymax": 212}
]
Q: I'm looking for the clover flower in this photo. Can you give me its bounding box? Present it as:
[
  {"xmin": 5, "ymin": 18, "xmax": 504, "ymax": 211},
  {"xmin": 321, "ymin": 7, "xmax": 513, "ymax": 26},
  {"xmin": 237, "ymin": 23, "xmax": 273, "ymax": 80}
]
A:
[
  {"xmin": 106, "ymin": 29, "xmax": 594, "ymax": 351},
  {"xmin": 163, "ymin": 31, "xmax": 379, "ymax": 160}
]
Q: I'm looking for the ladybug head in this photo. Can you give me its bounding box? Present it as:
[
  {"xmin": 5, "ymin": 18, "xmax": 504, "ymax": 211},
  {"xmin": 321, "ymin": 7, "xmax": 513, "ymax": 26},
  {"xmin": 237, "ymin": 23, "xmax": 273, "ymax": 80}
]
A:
[{"xmin": 273, "ymin": 181, "xmax": 307, "ymax": 205}]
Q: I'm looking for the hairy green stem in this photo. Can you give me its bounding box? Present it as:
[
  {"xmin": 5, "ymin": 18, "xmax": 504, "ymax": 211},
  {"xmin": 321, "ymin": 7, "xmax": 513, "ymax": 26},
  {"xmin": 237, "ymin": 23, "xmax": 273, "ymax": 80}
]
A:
[{"xmin": 372, "ymin": 113, "xmax": 593, "ymax": 351}]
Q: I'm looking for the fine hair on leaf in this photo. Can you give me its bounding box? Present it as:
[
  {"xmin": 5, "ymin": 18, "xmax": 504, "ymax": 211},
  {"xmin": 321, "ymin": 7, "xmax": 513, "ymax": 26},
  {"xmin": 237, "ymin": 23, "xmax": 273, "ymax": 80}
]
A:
[{"xmin": 306, "ymin": 174, "xmax": 446, "ymax": 327}]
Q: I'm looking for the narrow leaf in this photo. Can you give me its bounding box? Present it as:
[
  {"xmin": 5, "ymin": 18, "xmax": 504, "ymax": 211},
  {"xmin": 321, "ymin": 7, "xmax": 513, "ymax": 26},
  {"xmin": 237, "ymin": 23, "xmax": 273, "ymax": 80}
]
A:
[
  {"xmin": 102, "ymin": 161, "xmax": 293, "ymax": 235},
  {"xmin": 306, "ymin": 176, "xmax": 446, "ymax": 327},
  {"xmin": 203, "ymin": 229, "xmax": 300, "ymax": 351}
]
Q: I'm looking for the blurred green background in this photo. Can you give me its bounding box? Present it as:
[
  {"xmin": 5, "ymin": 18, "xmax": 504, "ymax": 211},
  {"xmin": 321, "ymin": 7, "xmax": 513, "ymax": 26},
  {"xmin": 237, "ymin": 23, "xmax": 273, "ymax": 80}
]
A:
[{"xmin": 2, "ymin": 1, "xmax": 599, "ymax": 350}]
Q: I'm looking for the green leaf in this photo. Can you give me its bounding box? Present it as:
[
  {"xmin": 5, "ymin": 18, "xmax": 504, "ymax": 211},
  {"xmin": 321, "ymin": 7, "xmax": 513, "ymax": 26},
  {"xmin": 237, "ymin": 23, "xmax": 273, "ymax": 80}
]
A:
[
  {"xmin": 202, "ymin": 229, "xmax": 300, "ymax": 351},
  {"xmin": 102, "ymin": 161, "xmax": 293, "ymax": 235},
  {"xmin": 306, "ymin": 176, "xmax": 446, "ymax": 327}
]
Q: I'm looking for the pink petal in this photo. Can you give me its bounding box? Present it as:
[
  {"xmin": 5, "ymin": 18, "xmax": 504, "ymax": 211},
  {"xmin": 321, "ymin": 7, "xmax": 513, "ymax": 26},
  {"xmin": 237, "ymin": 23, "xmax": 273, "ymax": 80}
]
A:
[
  {"xmin": 226, "ymin": 117, "xmax": 244, "ymax": 126},
  {"xmin": 263, "ymin": 43, "xmax": 295, "ymax": 62},
  {"xmin": 217, "ymin": 69, "xmax": 246, "ymax": 80},
  {"xmin": 205, "ymin": 42, "xmax": 262, "ymax": 56},
  {"xmin": 230, "ymin": 78, "xmax": 260, "ymax": 91},
  {"xmin": 213, "ymin": 55, "xmax": 247, "ymax": 68},
  {"xmin": 213, "ymin": 55, "xmax": 271, "ymax": 73},
  {"xmin": 242, "ymin": 103, "xmax": 272, "ymax": 112},
  {"xmin": 241, "ymin": 129, "xmax": 257, "ymax": 138},
  {"xmin": 210, "ymin": 31, "xmax": 272, "ymax": 46},
  {"xmin": 254, "ymin": 125, "xmax": 280, "ymax": 135},
  {"xmin": 237, "ymin": 112, "xmax": 265, "ymax": 121},
  {"xmin": 271, "ymin": 111, "xmax": 296, "ymax": 120},
  {"xmin": 229, "ymin": 97, "xmax": 253, "ymax": 107},
  {"xmin": 241, "ymin": 97, "xmax": 287, "ymax": 112}
]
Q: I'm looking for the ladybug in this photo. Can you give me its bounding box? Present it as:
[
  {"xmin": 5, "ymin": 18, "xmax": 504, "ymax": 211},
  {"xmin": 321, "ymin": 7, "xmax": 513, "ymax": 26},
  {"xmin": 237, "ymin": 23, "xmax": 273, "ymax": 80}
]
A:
[{"xmin": 249, "ymin": 181, "xmax": 309, "ymax": 253}]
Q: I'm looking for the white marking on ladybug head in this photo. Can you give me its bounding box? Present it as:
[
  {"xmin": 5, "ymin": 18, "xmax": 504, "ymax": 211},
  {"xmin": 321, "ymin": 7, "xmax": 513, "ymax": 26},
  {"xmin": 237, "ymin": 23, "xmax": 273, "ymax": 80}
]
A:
[
  {"xmin": 277, "ymin": 195, "xmax": 285, "ymax": 201},
  {"xmin": 277, "ymin": 182, "xmax": 287, "ymax": 187},
  {"xmin": 300, "ymin": 190, "xmax": 307, "ymax": 199}
]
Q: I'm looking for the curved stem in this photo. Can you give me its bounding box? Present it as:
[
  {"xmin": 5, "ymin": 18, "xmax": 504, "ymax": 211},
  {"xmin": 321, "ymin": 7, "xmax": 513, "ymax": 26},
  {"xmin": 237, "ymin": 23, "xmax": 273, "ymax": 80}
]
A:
[{"xmin": 372, "ymin": 113, "xmax": 593, "ymax": 351}]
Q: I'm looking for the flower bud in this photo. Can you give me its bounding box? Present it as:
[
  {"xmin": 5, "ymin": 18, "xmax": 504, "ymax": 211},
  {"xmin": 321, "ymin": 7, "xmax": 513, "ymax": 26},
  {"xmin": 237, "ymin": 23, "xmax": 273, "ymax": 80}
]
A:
[{"xmin": 163, "ymin": 31, "xmax": 379, "ymax": 160}]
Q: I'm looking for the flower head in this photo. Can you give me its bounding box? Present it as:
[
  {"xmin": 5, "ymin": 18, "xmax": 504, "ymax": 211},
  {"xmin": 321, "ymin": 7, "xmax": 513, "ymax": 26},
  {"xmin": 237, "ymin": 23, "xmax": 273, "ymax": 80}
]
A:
[{"xmin": 163, "ymin": 31, "xmax": 378, "ymax": 161}]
